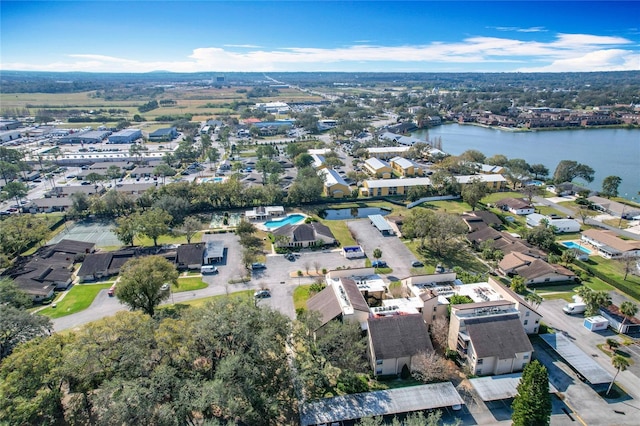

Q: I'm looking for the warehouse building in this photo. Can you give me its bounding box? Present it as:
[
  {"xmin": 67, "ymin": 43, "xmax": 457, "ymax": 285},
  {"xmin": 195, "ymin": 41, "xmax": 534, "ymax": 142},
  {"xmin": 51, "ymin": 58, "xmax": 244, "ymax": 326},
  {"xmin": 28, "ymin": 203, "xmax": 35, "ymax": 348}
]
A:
[
  {"xmin": 108, "ymin": 129, "xmax": 142, "ymax": 144},
  {"xmin": 57, "ymin": 130, "xmax": 111, "ymax": 145},
  {"xmin": 148, "ymin": 127, "xmax": 178, "ymax": 142}
]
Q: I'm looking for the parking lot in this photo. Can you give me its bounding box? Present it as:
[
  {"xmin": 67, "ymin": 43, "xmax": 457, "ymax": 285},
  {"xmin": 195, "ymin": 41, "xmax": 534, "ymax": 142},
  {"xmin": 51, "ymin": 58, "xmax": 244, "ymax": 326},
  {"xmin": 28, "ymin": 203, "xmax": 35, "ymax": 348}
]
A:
[{"xmin": 347, "ymin": 219, "xmax": 418, "ymax": 280}]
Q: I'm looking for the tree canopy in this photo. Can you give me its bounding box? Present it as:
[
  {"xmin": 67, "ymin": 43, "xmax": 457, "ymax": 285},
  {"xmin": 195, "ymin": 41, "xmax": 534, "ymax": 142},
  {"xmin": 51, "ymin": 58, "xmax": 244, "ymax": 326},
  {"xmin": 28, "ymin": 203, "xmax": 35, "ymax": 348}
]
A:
[
  {"xmin": 553, "ymin": 160, "xmax": 595, "ymax": 184},
  {"xmin": 511, "ymin": 360, "xmax": 551, "ymax": 426}
]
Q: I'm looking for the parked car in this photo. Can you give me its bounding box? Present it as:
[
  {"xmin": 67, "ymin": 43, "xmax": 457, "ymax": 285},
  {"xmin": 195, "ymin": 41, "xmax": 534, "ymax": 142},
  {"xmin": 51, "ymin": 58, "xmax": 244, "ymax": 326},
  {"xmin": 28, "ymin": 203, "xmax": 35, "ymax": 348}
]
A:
[
  {"xmin": 251, "ymin": 262, "xmax": 266, "ymax": 270},
  {"xmin": 201, "ymin": 265, "xmax": 218, "ymax": 274},
  {"xmin": 254, "ymin": 289, "xmax": 271, "ymax": 299},
  {"xmin": 284, "ymin": 253, "xmax": 295, "ymax": 261},
  {"xmin": 371, "ymin": 260, "xmax": 387, "ymax": 268},
  {"xmin": 160, "ymin": 283, "xmax": 170, "ymax": 291},
  {"xmin": 411, "ymin": 260, "xmax": 424, "ymax": 267}
]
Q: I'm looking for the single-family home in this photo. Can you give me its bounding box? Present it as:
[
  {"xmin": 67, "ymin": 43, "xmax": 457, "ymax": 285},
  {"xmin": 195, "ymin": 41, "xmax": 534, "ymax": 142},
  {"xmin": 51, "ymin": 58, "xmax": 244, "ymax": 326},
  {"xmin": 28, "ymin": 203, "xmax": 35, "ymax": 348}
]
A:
[
  {"xmin": 496, "ymin": 198, "xmax": 535, "ymax": 215},
  {"xmin": 367, "ymin": 314, "xmax": 433, "ymax": 376},
  {"xmin": 317, "ymin": 168, "xmax": 350, "ymax": 198},
  {"xmin": 389, "ymin": 156, "xmax": 424, "ymax": 177},
  {"xmin": 499, "ymin": 252, "xmax": 576, "ymax": 285},
  {"xmin": 448, "ymin": 302, "xmax": 533, "ymax": 376},
  {"xmin": 587, "ymin": 196, "xmax": 640, "ymax": 219},
  {"xmin": 363, "ymin": 158, "xmax": 392, "ymax": 178},
  {"xmin": 526, "ymin": 213, "xmax": 581, "ymax": 233},
  {"xmin": 599, "ymin": 304, "xmax": 640, "ymax": 335},
  {"xmin": 581, "ymin": 229, "xmax": 640, "ymax": 259},
  {"xmin": 176, "ymin": 243, "xmax": 205, "ymax": 270},
  {"xmin": 271, "ymin": 222, "xmax": 336, "ymax": 248},
  {"xmin": 461, "ymin": 211, "xmax": 502, "ymax": 231},
  {"xmin": 77, "ymin": 249, "xmax": 137, "ymax": 282}
]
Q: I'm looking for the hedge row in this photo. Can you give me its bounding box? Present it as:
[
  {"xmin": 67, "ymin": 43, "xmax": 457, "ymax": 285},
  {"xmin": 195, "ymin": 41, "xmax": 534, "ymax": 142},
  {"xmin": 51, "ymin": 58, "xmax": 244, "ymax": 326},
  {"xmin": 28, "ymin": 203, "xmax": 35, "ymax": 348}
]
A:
[{"xmin": 573, "ymin": 259, "xmax": 640, "ymax": 301}]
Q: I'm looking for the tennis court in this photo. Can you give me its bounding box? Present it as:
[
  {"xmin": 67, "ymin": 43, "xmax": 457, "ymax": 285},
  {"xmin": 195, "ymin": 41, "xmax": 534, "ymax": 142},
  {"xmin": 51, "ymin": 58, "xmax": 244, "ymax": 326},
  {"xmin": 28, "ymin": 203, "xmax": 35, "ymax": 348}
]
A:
[{"xmin": 48, "ymin": 219, "xmax": 122, "ymax": 248}]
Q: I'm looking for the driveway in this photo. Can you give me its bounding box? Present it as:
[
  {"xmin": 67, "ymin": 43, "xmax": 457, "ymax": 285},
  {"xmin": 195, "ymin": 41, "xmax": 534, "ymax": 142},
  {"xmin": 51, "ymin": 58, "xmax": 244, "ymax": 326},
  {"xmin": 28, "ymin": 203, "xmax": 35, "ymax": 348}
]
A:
[{"xmin": 347, "ymin": 219, "xmax": 417, "ymax": 280}]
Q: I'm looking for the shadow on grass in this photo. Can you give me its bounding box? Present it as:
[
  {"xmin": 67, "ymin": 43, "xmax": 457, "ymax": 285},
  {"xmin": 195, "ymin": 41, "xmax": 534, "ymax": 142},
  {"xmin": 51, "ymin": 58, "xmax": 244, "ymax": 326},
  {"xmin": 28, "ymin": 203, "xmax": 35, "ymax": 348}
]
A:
[{"xmin": 416, "ymin": 245, "xmax": 488, "ymax": 273}]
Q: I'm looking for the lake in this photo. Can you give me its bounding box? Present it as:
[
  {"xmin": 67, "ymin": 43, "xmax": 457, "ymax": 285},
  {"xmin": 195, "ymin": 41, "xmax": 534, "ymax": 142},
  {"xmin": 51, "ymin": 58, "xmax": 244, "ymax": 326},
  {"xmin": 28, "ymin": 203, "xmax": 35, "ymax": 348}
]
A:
[
  {"xmin": 319, "ymin": 207, "xmax": 391, "ymax": 220},
  {"xmin": 413, "ymin": 124, "xmax": 639, "ymax": 200}
]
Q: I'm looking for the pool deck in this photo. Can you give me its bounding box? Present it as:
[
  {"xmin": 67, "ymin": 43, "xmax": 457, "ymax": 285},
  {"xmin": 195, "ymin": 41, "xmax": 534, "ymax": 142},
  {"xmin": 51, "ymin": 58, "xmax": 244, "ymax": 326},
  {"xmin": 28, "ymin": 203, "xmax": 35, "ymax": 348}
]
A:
[
  {"xmin": 256, "ymin": 213, "xmax": 308, "ymax": 231},
  {"xmin": 562, "ymin": 240, "xmax": 594, "ymax": 255}
]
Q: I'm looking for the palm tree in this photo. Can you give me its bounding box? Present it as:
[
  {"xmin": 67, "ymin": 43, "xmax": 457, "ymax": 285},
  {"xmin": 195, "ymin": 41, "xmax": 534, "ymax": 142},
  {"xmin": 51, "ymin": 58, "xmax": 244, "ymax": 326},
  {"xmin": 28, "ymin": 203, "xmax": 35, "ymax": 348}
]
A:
[
  {"xmin": 619, "ymin": 301, "xmax": 638, "ymax": 328},
  {"xmin": 607, "ymin": 355, "xmax": 630, "ymax": 396},
  {"xmin": 524, "ymin": 291, "xmax": 543, "ymax": 309}
]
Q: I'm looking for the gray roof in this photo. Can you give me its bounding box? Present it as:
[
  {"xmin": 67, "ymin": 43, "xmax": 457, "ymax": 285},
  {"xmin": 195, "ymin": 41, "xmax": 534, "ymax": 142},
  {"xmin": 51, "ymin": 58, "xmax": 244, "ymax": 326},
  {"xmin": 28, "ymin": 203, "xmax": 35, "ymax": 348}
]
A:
[
  {"xmin": 272, "ymin": 222, "xmax": 335, "ymax": 242},
  {"xmin": 341, "ymin": 278, "xmax": 369, "ymax": 312},
  {"xmin": 470, "ymin": 373, "xmax": 557, "ymax": 401},
  {"xmin": 540, "ymin": 333, "xmax": 613, "ymax": 385},
  {"xmin": 368, "ymin": 314, "xmax": 433, "ymax": 360},
  {"xmin": 204, "ymin": 240, "xmax": 225, "ymax": 260},
  {"xmin": 464, "ymin": 314, "xmax": 533, "ymax": 359},
  {"xmin": 368, "ymin": 214, "xmax": 393, "ymax": 232},
  {"xmin": 300, "ymin": 383, "xmax": 463, "ymax": 426},
  {"xmin": 176, "ymin": 243, "xmax": 204, "ymax": 267},
  {"xmin": 306, "ymin": 286, "xmax": 343, "ymax": 326}
]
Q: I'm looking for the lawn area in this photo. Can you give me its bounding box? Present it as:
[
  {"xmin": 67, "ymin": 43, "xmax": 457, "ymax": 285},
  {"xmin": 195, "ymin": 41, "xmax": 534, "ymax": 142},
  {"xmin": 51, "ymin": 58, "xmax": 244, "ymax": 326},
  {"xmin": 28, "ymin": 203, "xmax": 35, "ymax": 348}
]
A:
[
  {"xmin": 41, "ymin": 283, "xmax": 112, "ymax": 319},
  {"xmin": 174, "ymin": 277, "xmax": 208, "ymax": 293},
  {"xmin": 134, "ymin": 232, "xmax": 204, "ymax": 247},
  {"xmin": 417, "ymin": 199, "xmax": 472, "ymax": 214},
  {"xmin": 536, "ymin": 205, "xmax": 569, "ymax": 218},
  {"xmin": 482, "ymin": 191, "xmax": 523, "ymax": 204},
  {"xmin": 294, "ymin": 284, "xmax": 313, "ymax": 311},
  {"xmin": 405, "ymin": 240, "xmax": 488, "ymax": 273},
  {"xmin": 317, "ymin": 219, "xmax": 357, "ymax": 247},
  {"xmin": 171, "ymin": 290, "xmax": 255, "ymax": 308},
  {"xmin": 541, "ymin": 292, "xmax": 575, "ymax": 302}
]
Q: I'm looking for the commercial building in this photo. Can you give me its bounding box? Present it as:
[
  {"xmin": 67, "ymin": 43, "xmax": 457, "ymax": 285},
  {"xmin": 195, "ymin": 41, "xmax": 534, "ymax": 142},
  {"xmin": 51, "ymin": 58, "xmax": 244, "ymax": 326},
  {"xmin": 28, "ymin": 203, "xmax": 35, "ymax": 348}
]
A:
[
  {"xmin": 148, "ymin": 127, "xmax": 178, "ymax": 142},
  {"xmin": 108, "ymin": 129, "xmax": 142, "ymax": 144}
]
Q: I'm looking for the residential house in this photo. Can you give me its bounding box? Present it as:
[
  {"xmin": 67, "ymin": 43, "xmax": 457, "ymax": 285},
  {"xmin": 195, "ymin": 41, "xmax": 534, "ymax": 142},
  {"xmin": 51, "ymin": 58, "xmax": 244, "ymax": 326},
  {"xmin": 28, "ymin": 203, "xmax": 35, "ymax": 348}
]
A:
[
  {"xmin": 466, "ymin": 226, "xmax": 546, "ymax": 259},
  {"xmin": 448, "ymin": 302, "xmax": 533, "ymax": 376},
  {"xmin": 78, "ymin": 249, "xmax": 137, "ymax": 282},
  {"xmin": 367, "ymin": 314, "xmax": 433, "ymax": 376},
  {"xmin": 271, "ymin": 222, "xmax": 336, "ymax": 248},
  {"xmin": 526, "ymin": 213, "xmax": 581, "ymax": 233},
  {"xmin": 461, "ymin": 211, "xmax": 502, "ymax": 232},
  {"xmin": 581, "ymin": 229, "xmax": 640, "ymax": 259},
  {"xmin": 317, "ymin": 168, "xmax": 350, "ymax": 198},
  {"xmin": 390, "ymin": 156, "xmax": 424, "ymax": 177},
  {"xmin": 307, "ymin": 275, "xmax": 370, "ymax": 328},
  {"xmin": 599, "ymin": 304, "xmax": 640, "ymax": 335},
  {"xmin": 364, "ymin": 157, "xmax": 392, "ymax": 178},
  {"xmin": 176, "ymin": 243, "xmax": 205, "ymax": 270},
  {"xmin": 496, "ymin": 198, "xmax": 535, "ymax": 215},
  {"xmin": 587, "ymin": 196, "xmax": 640, "ymax": 219},
  {"xmin": 499, "ymin": 252, "xmax": 576, "ymax": 285}
]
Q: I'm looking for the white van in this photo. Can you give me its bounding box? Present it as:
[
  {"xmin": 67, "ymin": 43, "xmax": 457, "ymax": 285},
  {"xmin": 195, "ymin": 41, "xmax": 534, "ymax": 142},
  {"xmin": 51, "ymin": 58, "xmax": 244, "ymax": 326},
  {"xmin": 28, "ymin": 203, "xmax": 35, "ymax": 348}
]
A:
[
  {"xmin": 201, "ymin": 265, "xmax": 218, "ymax": 274},
  {"xmin": 563, "ymin": 302, "xmax": 586, "ymax": 315}
]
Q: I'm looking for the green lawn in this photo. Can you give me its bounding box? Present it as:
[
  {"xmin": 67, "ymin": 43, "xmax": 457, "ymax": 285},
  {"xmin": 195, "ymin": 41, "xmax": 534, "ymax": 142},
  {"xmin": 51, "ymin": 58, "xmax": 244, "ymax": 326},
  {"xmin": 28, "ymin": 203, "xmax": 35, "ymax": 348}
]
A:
[
  {"xmin": 318, "ymin": 219, "xmax": 357, "ymax": 246},
  {"xmin": 482, "ymin": 191, "xmax": 522, "ymax": 204},
  {"xmin": 418, "ymin": 199, "xmax": 472, "ymax": 214},
  {"xmin": 294, "ymin": 284, "xmax": 313, "ymax": 311},
  {"xmin": 170, "ymin": 290, "xmax": 255, "ymax": 308},
  {"xmin": 134, "ymin": 232, "xmax": 204, "ymax": 247},
  {"xmin": 584, "ymin": 256, "xmax": 640, "ymax": 286},
  {"xmin": 536, "ymin": 205, "xmax": 569, "ymax": 218},
  {"xmin": 41, "ymin": 284, "xmax": 112, "ymax": 319},
  {"xmin": 405, "ymin": 240, "xmax": 488, "ymax": 273},
  {"xmin": 174, "ymin": 277, "xmax": 208, "ymax": 293}
]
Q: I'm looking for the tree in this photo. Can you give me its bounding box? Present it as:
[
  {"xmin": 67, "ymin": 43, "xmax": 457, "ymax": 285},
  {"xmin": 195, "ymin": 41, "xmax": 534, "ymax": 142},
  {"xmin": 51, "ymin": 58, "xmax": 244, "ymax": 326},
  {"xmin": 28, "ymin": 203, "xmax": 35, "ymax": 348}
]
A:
[
  {"xmin": 0, "ymin": 278, "xmax": 32, "ymax": 309},
  {"xmin": 2, "ymin": 181, "xmax": 28, "ymax": 213},
  {"xmin": 524, "ymin": 291, "xmax": 543, "ymax": 309},
  {"xmin": 135, "ymin": 208, "xmax": 172, "ymax": 246},
  {"xmin": 430, "ymin": 316, "xmax": 450, "ymax": 351},
  {"xmin": 411, "ymin": 351, "xmax": 453, "ymax": 383},
  {"xmin": 105, "ymin": 165, "xmax": 122, "ymax": 186},
  {"xmin": 69, "ymin": 191, "xmax": 90, "ymax": 217},
  {"xmin": 529, "ymin": 163, "xmax": 549, "ymax": 180},
  {"xmin": 607, "ymin": 355, "xmax": 630, "ymax": 396},
  {"xmin": 553, "ymin": 160, "xmax": 595, "ymax": 184},
  {"xmin": 114, "ymin": 215, "xmax": 137, "ymax": 246},
  {"xmin": 486, "ymin": 154, "xmax": 509, "ymax": 166},
  {"xmin": 461, "ymin": 178, "xmax": 489, "ymax": 211},
  {"xmin": 129, "ymin": 143, "xmax": 148, "ymax": 164},
  {"xmin": 606, "ymin": 338, "xmax": 620, "ymax": 351},
  {"xmin": 372, "ymin": 248, "xmax": 382, "ymax": 261},
  {"xmin": 0, "ymin": 306, "xmax": 52, "ymax": 360},
  {"xmin": 521, "ymin": 184, "xmax": 543, "ymax": 204},
  {"xmin": 619, "ymin": 301, "xmax": 638, "ymax": 326},
  {"xmin": 525, "ymin": 224, "xmax": 556, "ymax": 251},
  {"xmin": 153, "ymin": 163, "xmax": 176, "ymax": 184},
  {"xmin": 84, "ymin": 172, "xmax": 105, "ymax": 189},
  {"xmin": 294, "ymin": 153, "xmax": 314, "ymax": 169},
  {"xmin": 577, "ymin": 287, "xmax": 612, "ymax": 317},
  {"xmin": 510, "ymin": 275, "xmax": 527, "ymax": 294},
  {"xmin": 115, "ymin": 256, "xmax": 179, "ymax": 317},
  {"xmin": 152, "ymin": 195, "xmax": 190, "ymax": 224},
  {"xmin": 255, "ymin": 144, "xmax": 277, "ymax": 159},
  {"xmin": 601, "ymin": 176, "xmax": 622, "ymax": 198},
  {"xmin": 177, "ymin": 216, "xmax": 201, "ymax": 244},
  {"xmin": 618, "ymin": 255, "xmax": 637, "ymax": 280},
  {"xmin": 512, "ymin": 360, "xmax": 551, "ymax": 426},
  {"xmin": 0, "ymin": 214, "xmax": 49, "ymax": 257}
]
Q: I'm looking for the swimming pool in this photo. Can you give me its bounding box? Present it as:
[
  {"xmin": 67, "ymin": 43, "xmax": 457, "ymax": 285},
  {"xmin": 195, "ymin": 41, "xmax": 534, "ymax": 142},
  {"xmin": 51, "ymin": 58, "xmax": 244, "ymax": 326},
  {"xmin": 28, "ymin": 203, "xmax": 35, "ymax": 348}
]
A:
[
  {"xmin": 562, "ymin": 241, "xmax": 591, "ymax": 254},
  {"xmin": 264, "ymin": 214, "xmax": 305, "ymax": 230},
  {"xmin": 201, "ymin": 177, "xmax": 225, "ymax": 183}
]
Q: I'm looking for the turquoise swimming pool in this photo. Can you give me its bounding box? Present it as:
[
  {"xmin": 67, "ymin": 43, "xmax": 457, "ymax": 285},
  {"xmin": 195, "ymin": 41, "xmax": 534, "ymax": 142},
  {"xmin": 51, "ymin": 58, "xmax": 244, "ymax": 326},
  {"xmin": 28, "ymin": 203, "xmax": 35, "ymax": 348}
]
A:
[
  {"xmin": 264, "ymin": 214, "xmax": 305, "ymax": 230},
  {"xmin": 562, "ymin": 241, "xmax": 591, "ymax": 254}
]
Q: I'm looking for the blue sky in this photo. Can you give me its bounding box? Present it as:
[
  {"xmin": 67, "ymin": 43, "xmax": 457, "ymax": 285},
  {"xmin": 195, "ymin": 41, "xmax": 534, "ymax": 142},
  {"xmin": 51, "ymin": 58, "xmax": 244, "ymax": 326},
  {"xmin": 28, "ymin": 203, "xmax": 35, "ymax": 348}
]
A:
[{"xmin": 1, "ymin": 1, "xmax": 639, "ymax": 73}]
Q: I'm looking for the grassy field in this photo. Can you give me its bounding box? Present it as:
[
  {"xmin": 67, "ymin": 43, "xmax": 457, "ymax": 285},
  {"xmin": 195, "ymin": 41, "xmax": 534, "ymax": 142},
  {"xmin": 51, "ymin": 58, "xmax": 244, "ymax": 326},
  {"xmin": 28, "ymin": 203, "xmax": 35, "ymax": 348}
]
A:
[
  {"xmin": 317, "ymin": 219, "xmax": 357, "ymax": 247},
  {"xmin": 134, "ymin": 232, "xmax": 204, "ymax": 247},
  {"xmin": 418, "ymin": 199, "xmax": 472, "ymax": 214},
  {"xmin": 41, "ymin": 283, "xmax": 112, "ymax": 319},
  {"xmin": 536, "ymin": 205, "xmax": 569, "ymax": 217},
  {"xmin": 481, "ymin": 191, "xmax": 523, "ymax": 204},
  {"xmin": 169, "ymin": 290, "xmax": 255, "ymax": 308},
  {"xmin": 174, "ymin": 277, "xmax": 208, "ymax": 293},
  {"xmin": 293, "ymin": 284, "xmax": 313, "ymax": 311},
  {"xmin": 405, "ymin": 240, "xmax": 488, "ymax": 273}
]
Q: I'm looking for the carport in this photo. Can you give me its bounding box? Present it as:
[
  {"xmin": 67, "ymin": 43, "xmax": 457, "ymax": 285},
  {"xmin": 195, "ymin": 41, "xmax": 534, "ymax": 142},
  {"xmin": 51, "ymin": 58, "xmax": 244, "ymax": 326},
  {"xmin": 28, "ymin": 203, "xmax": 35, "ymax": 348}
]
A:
[
  {"xmin": 470, "ymin": 373, "xmax": 558, "ymax": 401},
  {"xmin": 368, "ymin": 214, "xmax": 393, "ymax": 235},
  {"xmin": 300, "ymin": 382, "xmax": 464, "ymax": 426},
  {"xmin": 540, "ymin": 333, "xmax": 613, "ymax": 385}
]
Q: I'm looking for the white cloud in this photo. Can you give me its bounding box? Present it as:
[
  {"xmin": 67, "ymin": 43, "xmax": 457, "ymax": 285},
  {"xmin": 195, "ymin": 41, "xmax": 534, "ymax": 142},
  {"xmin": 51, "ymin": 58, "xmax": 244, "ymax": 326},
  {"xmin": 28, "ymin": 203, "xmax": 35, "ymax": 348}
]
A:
[
  {"xmin": 490, "ymin": 26, "xmax": 547, "ymax": 33},
  {"xmin": 223, "ymin": 44, "xmax": 262, "ymax": 48},
  {"xmin": 2, "ymin": 33, "xmax": 638, "ymax": 72}
]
